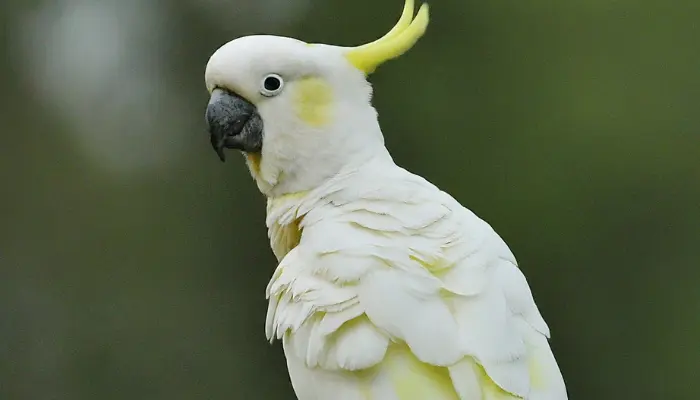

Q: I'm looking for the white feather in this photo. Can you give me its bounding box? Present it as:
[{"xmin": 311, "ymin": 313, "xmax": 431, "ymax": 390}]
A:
[
  {"xmin": 205, "ymin": 29, "xmax": 566, "ymax": 400},
  {"xmin": 263, "ymin": 161, "xmax": 567, "ymax": 399}
]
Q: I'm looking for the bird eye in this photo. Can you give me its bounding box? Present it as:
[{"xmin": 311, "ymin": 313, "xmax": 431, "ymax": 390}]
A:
[{"xmin": 261, "ymin": 74, "xmax": 284, "ymax": 97}]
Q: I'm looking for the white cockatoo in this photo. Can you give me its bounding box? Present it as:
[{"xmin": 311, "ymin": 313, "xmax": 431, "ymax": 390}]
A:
[{"xmin": 203, "ymin": 1, "xmax": 568, "ymax": 398}]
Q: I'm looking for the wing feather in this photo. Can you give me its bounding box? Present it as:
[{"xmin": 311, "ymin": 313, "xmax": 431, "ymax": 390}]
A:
[{"xmin": 266, "ymin": 167, "xmax": 567, "ymax": 399}]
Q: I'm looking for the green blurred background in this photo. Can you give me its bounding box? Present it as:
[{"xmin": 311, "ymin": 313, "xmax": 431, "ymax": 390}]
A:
[{"xmin": 1, "ymin": 0, "xmax": 699, "ymax": 399}]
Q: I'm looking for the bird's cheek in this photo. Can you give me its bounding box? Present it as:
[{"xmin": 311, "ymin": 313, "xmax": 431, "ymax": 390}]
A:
[{"xmin": 292, "ymin": 78, "xmax": 334, "ymax": 128}]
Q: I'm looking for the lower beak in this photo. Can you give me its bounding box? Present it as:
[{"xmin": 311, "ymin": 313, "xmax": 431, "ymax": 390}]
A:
[{"xmin": 205, "ymin": 88, "xmax": 263, "ymax": 162}]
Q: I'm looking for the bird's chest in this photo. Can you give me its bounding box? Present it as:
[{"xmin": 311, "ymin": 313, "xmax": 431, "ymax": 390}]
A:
[
  {"xmin": 266, "ymin": 195, "xmax": 309, "ymax": 261},
  {"xmin": 268, "ymin": 219, "xmax": 302, "ymax": 261}
]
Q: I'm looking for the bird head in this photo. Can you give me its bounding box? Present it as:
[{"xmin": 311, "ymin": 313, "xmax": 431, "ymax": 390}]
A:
[{"xmin": 204, "ymin": 0, "xmax": 429, "ymax": 196}]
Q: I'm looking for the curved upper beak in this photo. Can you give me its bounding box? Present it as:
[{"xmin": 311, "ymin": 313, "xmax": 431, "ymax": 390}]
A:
[{"xmin": 205, "ymin": 88, "xmax": 263, "ymax": 162}]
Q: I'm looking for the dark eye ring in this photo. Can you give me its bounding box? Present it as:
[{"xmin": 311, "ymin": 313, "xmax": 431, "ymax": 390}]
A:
[{"xmin": 261, "ymin": 74, "xmax": 284, "ymax": 97}]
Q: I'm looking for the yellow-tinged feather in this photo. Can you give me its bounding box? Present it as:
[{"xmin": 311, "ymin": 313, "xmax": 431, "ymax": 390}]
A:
[
  {"xmin": 528, "ymin": 353, "xmax": 546, "ymax": 391},
  {"xmin": 384, "ymin": 344, "xmax": 459, "ymax": 400},
  {"xmin": 408, "ymin": 254, "xmax": 449, "ymax": 271},
  {"xmin": 345, "ymin": 0, "xmax": 429, "ymax": 74},
  {"xmin": 359, "ymin": 374, "xmax": 373, "ymax": 400},
  {"xmin": 366, "ymin": 0, "xmax": 416, "ymax": 46},
  {"xmin": 293, "ymin": 77, "xmax": 333, "ymax": 127},
  {"xmin": 269, "ymin": 191, "xmax": 309, "ymax": 208},
  {"xmin": 267, "ymin": 191, "xmax": 309, "ymax": 259},
  {"xmin": 475, "ymin": 363, "xmax": 521, "ymax": 400},
  {"xmin": 246, "ymin": 153, "xmax": 261, "ymax": 176}
]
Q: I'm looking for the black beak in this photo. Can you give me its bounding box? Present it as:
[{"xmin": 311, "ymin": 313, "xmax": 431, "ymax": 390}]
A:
[{"xmin": 205, "ymin": 88, "xmax": 263, "ymax": 162}]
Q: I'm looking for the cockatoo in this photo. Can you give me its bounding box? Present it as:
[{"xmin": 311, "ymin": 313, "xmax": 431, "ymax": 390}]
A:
[{"xmin": 203, "ymin": 0, "xmax": 568, "ymax": 399}]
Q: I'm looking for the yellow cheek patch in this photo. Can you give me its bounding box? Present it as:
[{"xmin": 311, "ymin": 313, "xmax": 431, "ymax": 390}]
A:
[{"xmin": 293, "ymin": 77, "xmax": 333, "ymax": 127}]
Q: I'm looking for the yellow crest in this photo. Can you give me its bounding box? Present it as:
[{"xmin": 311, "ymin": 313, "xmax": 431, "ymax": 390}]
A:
[{"xmin": 345, "ymin": 0, "xmax": 430, "ymax": 74}]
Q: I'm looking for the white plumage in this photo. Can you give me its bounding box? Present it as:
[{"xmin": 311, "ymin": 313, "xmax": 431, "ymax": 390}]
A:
[
  {"xmin": 202, "ymin": 0, "xmax": 568, "ymax": 397},
  {"xmin": 264, "ymin": 156, "xmax": 567, "ymax": 399}
]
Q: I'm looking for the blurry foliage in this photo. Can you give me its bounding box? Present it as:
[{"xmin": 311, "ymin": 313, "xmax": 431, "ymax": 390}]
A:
[{"xmin": 1, "ymin": 0, "xmax": 699, "ymax": 399}]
